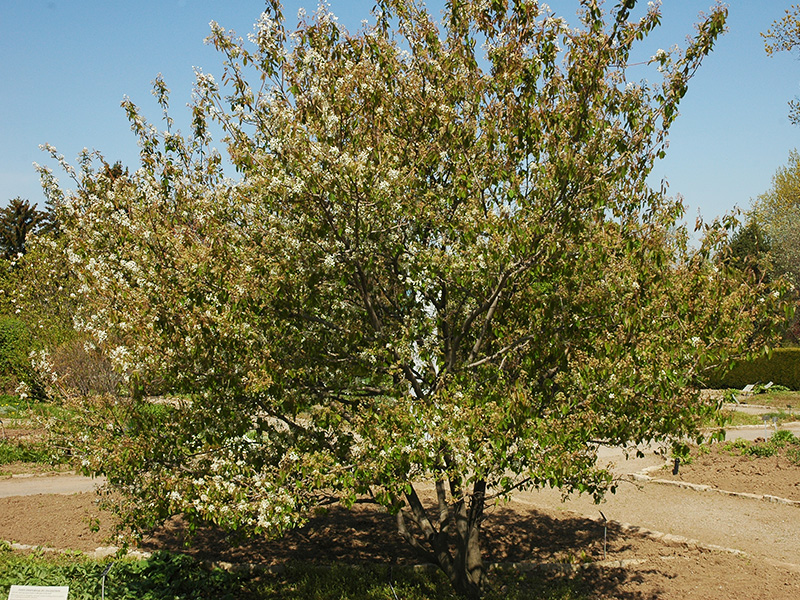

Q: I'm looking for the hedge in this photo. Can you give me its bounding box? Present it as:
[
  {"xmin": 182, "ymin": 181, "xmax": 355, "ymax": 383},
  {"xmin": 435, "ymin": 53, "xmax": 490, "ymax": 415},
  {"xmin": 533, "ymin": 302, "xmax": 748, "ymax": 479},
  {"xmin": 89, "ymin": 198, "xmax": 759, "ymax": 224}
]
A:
[{"xmin": 705, "ymin": 348, "xmax": 800, "ymax": 390}]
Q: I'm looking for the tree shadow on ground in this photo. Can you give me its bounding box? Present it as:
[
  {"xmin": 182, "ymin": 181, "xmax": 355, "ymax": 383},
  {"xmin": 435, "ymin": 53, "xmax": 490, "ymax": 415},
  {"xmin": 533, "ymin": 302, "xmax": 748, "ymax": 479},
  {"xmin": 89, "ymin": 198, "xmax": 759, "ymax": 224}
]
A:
[{"xmin": 140, "ymin": 500, "xmax": 661, "ymax": 599}]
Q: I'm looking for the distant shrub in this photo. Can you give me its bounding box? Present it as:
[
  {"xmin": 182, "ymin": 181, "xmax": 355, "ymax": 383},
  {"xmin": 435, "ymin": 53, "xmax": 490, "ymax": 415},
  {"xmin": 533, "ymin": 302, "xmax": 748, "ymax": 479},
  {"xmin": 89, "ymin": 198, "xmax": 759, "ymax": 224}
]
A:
[
  {"xmin": 48, "ymin": 338, "xmax": 127, "ymax": 399},
  {"xmin": 0, "ymin": 316, "xmax": 33, "ymax": 394},
  {"xmin": 705, "ymin": 348, "xmax": 800, "ymax": 390}
]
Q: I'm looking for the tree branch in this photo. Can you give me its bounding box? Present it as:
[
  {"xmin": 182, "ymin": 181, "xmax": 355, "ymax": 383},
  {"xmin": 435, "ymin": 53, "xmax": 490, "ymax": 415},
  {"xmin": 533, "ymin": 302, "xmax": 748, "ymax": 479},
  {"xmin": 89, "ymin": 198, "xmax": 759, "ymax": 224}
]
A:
[
  {"xmin": 465, "ymin": 333, "xmax": 536, "ymax": 369},
  {"xmin": 396, "ymin": 509, "xmax": 437, "ymax": 564},
  {"xmin": 435, "ymin": 478, "xmax": 450, "ymax": 530}
]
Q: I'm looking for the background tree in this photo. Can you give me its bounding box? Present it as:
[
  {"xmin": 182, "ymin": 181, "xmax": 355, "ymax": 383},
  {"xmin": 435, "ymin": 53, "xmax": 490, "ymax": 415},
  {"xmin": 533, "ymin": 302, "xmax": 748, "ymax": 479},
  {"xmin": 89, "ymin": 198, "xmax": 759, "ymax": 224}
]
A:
[
  {"xmin": 0, "ymin": 188, "xmax": 99, "ymax": 398},
  {"xmin": 750, "ymin": 151, "xmax": 800, "ymax": 344},
  {"xmin": 751, "ymin": 150, "xmax": 800, "ymax": 287},
  {"xmin": 39, "ymin": 1, "xmax": 782, "ymax": 597},
  {"xmin": 0, "ymin": 222, "xmax": 80, "ymax": 398},
  {"xmin": 0, "ymin": 197, "xmax": 59, "ymax": 397},
  {"xmin": 0, "ymin": 197, "xmax": 51, "ymax": 259},
  {"xmin": 724, "ymin": 219, "xmax": 771, "ymax": 282},
  {"xmin": 764, "ymin": 4, "xmax": 800, "ymax": 124}
]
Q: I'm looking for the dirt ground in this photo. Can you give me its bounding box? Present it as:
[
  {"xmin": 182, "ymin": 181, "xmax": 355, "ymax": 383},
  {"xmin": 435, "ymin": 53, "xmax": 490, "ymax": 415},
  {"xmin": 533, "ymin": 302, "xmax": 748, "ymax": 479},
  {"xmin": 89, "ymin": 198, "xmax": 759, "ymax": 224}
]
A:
[
  {"xmin": 3, "ymin": 427, "xmax": 800, "ymax": 598},
  {"xmin": 655, "ymin": 439, "xmax": 800, "ymax": 501}
]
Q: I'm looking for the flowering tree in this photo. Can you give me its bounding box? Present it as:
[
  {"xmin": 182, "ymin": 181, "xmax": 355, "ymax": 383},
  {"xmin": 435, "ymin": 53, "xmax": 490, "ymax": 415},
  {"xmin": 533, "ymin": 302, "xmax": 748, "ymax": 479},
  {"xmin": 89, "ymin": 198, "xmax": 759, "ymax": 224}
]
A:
[
  {"xmin": 40, "ymin": 0, "xmax": 781, "ymax": 596},
  {"xmin": 764, "ymin": 3, "xmax": 800, "ymax": 124}
]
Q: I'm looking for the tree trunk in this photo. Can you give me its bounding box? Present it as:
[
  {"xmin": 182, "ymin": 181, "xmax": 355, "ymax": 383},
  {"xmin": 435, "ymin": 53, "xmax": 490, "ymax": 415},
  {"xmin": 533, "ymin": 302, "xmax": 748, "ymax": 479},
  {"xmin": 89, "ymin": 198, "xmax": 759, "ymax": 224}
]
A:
[
  {"xmin": 395, "ymin": 479, "xmax": 487, "ymax": 599},
  {"xmin": 451, "ymin": 479, "xmax": 486, "ymax": 599}
]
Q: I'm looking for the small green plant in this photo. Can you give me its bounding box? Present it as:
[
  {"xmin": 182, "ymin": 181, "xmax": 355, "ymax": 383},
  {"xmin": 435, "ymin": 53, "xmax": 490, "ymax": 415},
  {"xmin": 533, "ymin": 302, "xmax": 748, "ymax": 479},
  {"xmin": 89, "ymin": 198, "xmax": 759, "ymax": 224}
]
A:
[
  {"xmin": 697, "ymin": 444, "xmax": 711, "ymax": 456},
  {"xmin": 667, "ymin": 442, "xmax": 711, "ymax": 467},
  {"xmin": 0, "ymin": 550, "xmax": 594, "ymax": 600},
  {"xmin": 722, "ymin": 438, "xmax": 752, "ymax": 454},
  {"xmin": 766, "ymin": 384, "xmax": 792, "ymax": 393},
  {"xmin": 85, "ymin": 516, "xmax": 101, "ymax": 534},
  {"xmin": 744, "ymin": 443, "xmax": 779, "ymax": 458},
  {"xmin": 721, "ymin": 430, "xmax": 800, "ymax": 461},
  {"xmin": 751, "ymin": 383, "xmax": 792, "ymax": 395},
  {"xmin": 787, "ymin": 446, "xmax": 800, "ymax": 466},
  {"xmin": 770, "ymin": 429, "xmax": 798, "ymax": 447}
]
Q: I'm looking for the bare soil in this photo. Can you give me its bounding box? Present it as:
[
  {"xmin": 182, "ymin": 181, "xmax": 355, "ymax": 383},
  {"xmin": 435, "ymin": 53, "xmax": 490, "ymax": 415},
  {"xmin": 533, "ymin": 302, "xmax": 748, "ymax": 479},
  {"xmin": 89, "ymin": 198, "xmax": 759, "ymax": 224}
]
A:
[{"xmin": 658, "ymin": 439, "xmax": 800, "ymax": 501}]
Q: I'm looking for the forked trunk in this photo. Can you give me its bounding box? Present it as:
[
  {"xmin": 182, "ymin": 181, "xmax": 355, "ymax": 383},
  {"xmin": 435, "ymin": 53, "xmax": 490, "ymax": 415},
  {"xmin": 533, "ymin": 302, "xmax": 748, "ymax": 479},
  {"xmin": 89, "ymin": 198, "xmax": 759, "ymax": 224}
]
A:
[{"xmin": 395, "ymin": 479, "xmax": 487, "ymax": 599}]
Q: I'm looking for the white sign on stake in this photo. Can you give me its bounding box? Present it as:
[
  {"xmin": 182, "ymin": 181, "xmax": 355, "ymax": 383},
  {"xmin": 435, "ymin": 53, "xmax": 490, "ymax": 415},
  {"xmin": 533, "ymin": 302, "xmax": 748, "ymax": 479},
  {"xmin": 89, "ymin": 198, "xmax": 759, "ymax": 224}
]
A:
[{"xmin": 7, "ymin": 585, "xmax": 69, "ymax": 600}]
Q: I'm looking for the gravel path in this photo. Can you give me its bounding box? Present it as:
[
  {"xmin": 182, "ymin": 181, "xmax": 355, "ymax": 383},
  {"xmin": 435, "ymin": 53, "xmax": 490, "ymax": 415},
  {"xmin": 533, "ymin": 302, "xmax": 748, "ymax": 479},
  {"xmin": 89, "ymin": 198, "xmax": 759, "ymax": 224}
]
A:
[
  {"xmin": 0, "ymin": 473, "xmax": 103, "ymax": 498},
  {"xmin": 510, "ymin": 441, "xmax": 800, "ymax": 569},
  {"xmin": 512, "ymin": 480, "xmax": 800, "ymax": 567}
]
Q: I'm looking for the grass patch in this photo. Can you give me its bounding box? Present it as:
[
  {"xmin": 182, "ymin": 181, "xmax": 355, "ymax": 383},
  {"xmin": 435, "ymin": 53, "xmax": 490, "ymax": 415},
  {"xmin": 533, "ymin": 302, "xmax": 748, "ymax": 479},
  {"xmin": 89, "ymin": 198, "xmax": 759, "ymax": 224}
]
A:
[
  {"xmin": 716, "ymin": 411, "xmax": 761, "ymax": 427},
  {"xmin": 0, "ymin": 550, "xmax": 254, "ymax": 600},
  {"xmin": 733, "ymin": 389, "xmax": 800, "ymax": 410},
  {"xmin": 0, "ymin": 549, "xmax": 597, "ymax": 600},
  {"xmin": 0, "ymin": 394, "xmax": 75, "ymax": 424},
  {"xmin": 0, "ymin": 395, "xmax": 71, "ymax": 470},
  {"xmin": 715, "ymin": 409, "xmax": 799, "ymax": 427},
  {"xmin": 0, "ymin": 395, "xmax": 28, "ymax": 419},
  {"xmin": 0, "ymin": 438, "xmax": 62, "ymax": 466}
]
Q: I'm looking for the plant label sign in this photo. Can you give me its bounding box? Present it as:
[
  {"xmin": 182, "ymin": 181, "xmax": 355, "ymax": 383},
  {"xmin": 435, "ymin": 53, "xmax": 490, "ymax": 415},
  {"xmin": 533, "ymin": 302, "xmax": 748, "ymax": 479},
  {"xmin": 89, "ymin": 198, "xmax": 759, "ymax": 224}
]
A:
[{"xmin": 7, "ymin": 586, "xmax": 69, "ymax": 600}]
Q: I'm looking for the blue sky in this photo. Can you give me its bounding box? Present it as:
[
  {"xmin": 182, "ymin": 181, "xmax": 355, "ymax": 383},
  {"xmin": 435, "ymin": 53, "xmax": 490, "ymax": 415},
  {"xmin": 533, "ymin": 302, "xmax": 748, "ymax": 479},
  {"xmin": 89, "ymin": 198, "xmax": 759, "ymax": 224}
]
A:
[{"xmin": 1, "ymin": 0, "xmax": 798, "ymax": 225}]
